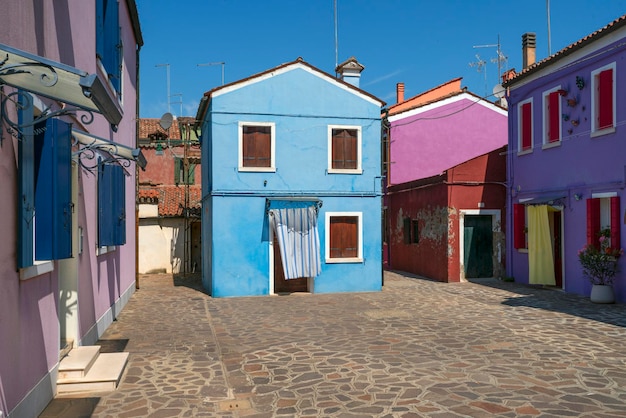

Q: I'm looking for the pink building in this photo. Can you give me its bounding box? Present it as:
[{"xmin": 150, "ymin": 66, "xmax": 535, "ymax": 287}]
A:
[
  {"xmin": 0, "ymin": 2, "xmax": 143, "ymax": 416},
  {"xmin": 385, "ymin": 80, "xmax": 508, "ymax": 281}
]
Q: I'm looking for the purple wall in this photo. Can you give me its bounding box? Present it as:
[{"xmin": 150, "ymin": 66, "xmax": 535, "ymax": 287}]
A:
[
  {"xmin": 506, "ymin": 29, "xmax": 626, "ymax": 303},
  {"xmin": 388, "ymin": 93, "xmax": 508, "ymax": 185},
  {"xmin": 0, "ymin": 2, "xmax": 140, "ymax": 416}
]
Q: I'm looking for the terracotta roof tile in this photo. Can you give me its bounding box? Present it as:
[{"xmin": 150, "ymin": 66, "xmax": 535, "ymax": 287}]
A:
[
  {"xmin": 138, "ymin": 185, "xmax": 201, "ymax": 217},
  {"xmin": 504, "ymin": 14, "xmax": 626, "ymax": 87},
  {"xmin": 138, "ymin": 118, "xmax": 181, "ymax": 140}
]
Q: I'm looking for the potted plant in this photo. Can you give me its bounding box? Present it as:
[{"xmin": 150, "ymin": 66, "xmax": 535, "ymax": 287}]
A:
[{"xmin": 578, "ymin": 228, "xmax": 623, "ymax": 303}]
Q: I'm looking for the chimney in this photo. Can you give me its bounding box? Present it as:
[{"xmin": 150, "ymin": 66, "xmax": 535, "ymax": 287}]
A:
[
  {"xmin": 335, "ymin": 57, "xmax": 364, "ymax": 88},
  {"xmin": 396, "ymin": 83, "xmax": 405, "ymax": 104},
  {"xmin": 522, "ymin": 32, "xmax": 536, "ymax": 68}
]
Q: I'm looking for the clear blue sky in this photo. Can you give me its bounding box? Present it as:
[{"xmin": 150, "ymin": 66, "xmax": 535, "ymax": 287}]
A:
[{"xmin": 136, "ymin": 0, "xmax": 625, "ymax": 118}]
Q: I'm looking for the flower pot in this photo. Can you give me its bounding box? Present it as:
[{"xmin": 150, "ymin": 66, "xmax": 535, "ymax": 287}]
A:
[{"xmin": 590, "ymin": 284, "xmax": 615, "ymax": 304}]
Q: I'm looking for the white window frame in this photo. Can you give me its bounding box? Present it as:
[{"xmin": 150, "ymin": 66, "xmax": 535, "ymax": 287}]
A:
[
  {"xmin": 238, "ymin": 121, "xmax": 276, "ymax": 172},
  {"xmin": 542, "ymin": 86, "xmax": 562, "ymax": 149},
  {"xmin": 517, "ymin": 98, "xmax": 533, "ymax": 156},
  {"xmin": 325, "ymin": 211, "xmax": 363, "ymax": 263},
  {"xmin": 590, "ymin": 62, "xmax": 616, "ymax": 138},
  {"xmin": 327, "ymin": 125, "xmax": 362, "ymax": 174}
]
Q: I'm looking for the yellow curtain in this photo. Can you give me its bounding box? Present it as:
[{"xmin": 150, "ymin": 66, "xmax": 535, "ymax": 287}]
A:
[{"xmin": 527, "ymin": 205, "xmax": 556, "ymax": 285}]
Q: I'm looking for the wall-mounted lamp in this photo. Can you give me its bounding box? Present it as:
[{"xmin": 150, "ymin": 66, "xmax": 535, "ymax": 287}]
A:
[{"xmin": 574, "ymin": 193, "xmax": 583, "ymax": 201}]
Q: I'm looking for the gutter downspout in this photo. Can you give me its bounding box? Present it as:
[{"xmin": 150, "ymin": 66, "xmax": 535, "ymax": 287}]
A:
[{"xmin": 135, "ymin": 41, "xmax": 141, "ymax": 290}]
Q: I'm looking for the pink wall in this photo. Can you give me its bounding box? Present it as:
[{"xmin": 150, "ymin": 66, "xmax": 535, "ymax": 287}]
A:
[
  {"xmin": 388, "ymin": 93, "xmax": 507, "ymax": 185},
  {"xmin": 0, "ymin": 1, "xmax": 140, "ymax": 415}
]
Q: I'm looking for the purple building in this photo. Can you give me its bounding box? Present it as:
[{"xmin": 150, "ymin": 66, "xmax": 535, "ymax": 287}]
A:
[
  {"xmin": 504, "ymin": 15, "xmax": 626, "ymax": 303},
  {"xmin": 0, "ymin": 2, "xmax": 143, "ymax": 416}
]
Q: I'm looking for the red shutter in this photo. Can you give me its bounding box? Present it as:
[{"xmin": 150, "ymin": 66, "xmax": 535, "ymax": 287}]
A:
[
  {"xmin": 587, "ymin": 198, "xmax": 601, "ymax": 247},
  {"xmin": 513, "ymin": 204, "xmax": 526, "ymax": 249},
  {"xmin": 598, "ymin": 69, "xmax": 613, "ymax": 129},
  {"xmin": 521, "ymin": 102, "xmax": 532, "ymax": 150},
  {"xmin": 611, "ymin": 196, "xmax": 620, "ymax": 250},
  {"xmin": 548, "ymin": 92, "xmax": 560, "ymax": 142}
]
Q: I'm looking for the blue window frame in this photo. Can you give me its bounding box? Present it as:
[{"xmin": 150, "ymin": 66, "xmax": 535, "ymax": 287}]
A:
[
  {"xmin": 18, "ymin": 95, "xmax": 73, "ymax": 268},
  {"xmin": 96, "ymin": 0, "xmax": 122, "ymax": 96},
  {"xmin": 98, "ymin": 163, "xmax": 126, "ymax": 246}
]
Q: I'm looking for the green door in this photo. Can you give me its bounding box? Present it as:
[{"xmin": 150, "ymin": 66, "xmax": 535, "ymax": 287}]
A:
[{"xmin": 464, "ymin": 215, "xmax": 493, "ymax": 278}]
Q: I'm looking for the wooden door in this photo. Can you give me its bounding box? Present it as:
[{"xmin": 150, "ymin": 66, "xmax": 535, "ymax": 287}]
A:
[
  {"xmin": 464, "ymin": 215, "xmax": 493, "ymax": 278},
  {"xmin": 273, "ymin": 234, "xmax": 308, "ymax": 293}
]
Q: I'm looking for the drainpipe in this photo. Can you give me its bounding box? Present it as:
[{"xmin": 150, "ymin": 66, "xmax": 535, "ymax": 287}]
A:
[{"xmin": 135, "ymin": 42, "xmax": 141, "ymax": 290}]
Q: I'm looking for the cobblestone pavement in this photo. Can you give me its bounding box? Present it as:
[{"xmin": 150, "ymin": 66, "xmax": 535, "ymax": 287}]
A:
[{"xmin": 41, "ymin": 271, "xmax": 626, "ymax": 417}]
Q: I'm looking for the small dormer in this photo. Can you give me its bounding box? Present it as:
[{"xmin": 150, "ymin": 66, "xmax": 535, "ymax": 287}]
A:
[{"xmin": 335, "ymin": 57, "xmax": 364, "ymax": 88}]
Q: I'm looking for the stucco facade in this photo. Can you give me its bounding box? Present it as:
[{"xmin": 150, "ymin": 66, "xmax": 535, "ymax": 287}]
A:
[
  {"xmin": 385, "ymin": 82, "xmax": 508, "ymax": 281},
  {"xmin": 504, "ymin": 17, "xmax": 626, "ymax": 303},
  {"xmin": 196, "ymin": 58, "xmax": 385, "ymax": 297},
  {"xmin": 0, "ymin": 2, "xmax": 142, "ymax": 417}
]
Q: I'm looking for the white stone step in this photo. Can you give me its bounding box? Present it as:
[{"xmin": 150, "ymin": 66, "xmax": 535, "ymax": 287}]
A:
[
  {"xmin": 57, "ymin": 352, "xmax": 129, "ymax": 394},
  {"xmin": 58, "ymin": 346, "xmax": 100, "ymax": 379}
]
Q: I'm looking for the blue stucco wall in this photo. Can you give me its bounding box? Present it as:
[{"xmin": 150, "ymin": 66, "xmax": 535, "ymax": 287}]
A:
[
  {"xmin": 201, "ymin": 63, "xmax": 384, "ymax": 297},
  {"xmin": 506, "ymin": 33, "xmax": 626, "ymax": 303}
]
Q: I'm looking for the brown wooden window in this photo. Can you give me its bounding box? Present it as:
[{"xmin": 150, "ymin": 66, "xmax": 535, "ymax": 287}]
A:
[
  {"xmin": 242, "ymin": 125, "xmax": 272, "ymax": 168},
  {"xmin": 403, "ymin": 218, "xmax": 419, "ymax": 244},
  {"xmin": 331, "ymin": 128, "xmax": 358, "ymax": 170},
  {"xmin": 329, "ymin": 215, "xmax": 359, "ymax": 259}
]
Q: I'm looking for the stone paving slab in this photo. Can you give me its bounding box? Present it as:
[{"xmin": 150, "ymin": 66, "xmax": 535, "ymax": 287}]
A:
[{"xmin": 40, "ymin": 271, "xmax": 626, "ymax": 417}]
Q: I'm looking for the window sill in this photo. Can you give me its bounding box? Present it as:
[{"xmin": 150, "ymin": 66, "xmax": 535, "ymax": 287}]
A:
[
  {"xmin": 238, "ymin": 167, "xmax": 276, "ymax": 173},
  {"xmin": 590, "ymin": 126, "xmax": 615, "ymax": 138},
  {"xmin": 542, "ymin": 141, "xmax": 561, "ymax": 150},
  {"xmin": 517, "ymin": 149, "xmax": 533, "ymax": 156},
  {"xmin": 326, "ymin": 257, "xmax": 363, "ymax": 264},
  {"xmin": 327, "ymin": 169, "xmax": 363, "ymax": 175},
  {"xmin": 97, "ymin": 245, "xmax": 116, "ymax": 256},
  {"xmin": 20, "ymin": 261, "xmax": 54, "ymax": 281}
]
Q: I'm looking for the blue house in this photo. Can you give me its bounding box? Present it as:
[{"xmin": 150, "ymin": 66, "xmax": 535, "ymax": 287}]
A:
[{"xmin": 195, "ymin": 57, "xmax": 385, "ymax": 297}]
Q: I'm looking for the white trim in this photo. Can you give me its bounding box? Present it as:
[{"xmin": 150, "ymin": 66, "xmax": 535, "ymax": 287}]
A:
[
  {"xmin": 591, "ymin": 191, "xmax": 618, "ymax": 199},
  {"xmin": 269, "ymin": 224, "xmax": 275, "ymax": 295},
  {"xmin": 387, "ymin": 92, "xmax": 508, "ymax": 122},
  {"xmin": 19, "ymin": 260, "xmax": 54, "ymax": 281},
  {"xmin": 238, "ymin": 121, "xmax": 276, "ymax": 172},
  {"xmin": 590, "ymin": 62, "xmax": 616, "ymax": 137},
  {"xmin": 80, "ymin": 281, "xmax": 135, "ymax": 346},
  {"xmin": 6, "ymin": 366, "xmax": 57, "ymax": 418},
  {"xmin": 327, "ymin": 125, "xmax": 362, "ymax": 174},
  {"xmin": 459, "ymin": 210, "xmax": 501, "ymax": 281},
  {"xmin": 212, "ymin": 62, "xmax": 384, "ymax": 106},
  {"xmin": 325, "ymin": 211, "xmax": 363, "ymax": 263},
  {"xmin": 517, "ymin": 98, "xmax": 534, "ymax": 155},
  {"xmin": 542, "ymin": 86, "xmax": 562, "ymax": 146}
]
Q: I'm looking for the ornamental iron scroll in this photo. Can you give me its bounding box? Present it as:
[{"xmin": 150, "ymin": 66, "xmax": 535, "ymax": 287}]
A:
[
  {"xmin": 1, "ymin": 88, "xmax": 95, "ymax": 142},
  {"xmin": 72, "ymin": 135, "xmax": 134, "ymax": 175}
]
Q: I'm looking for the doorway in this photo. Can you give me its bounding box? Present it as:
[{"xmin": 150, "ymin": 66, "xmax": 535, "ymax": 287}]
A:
[
  {"xmin": 272, "ymin": 234, "xmax": 308, "ymax": 293},
  {"xmin": 464, "ymin": 215, "xmax": 494, "ymax": 278}
]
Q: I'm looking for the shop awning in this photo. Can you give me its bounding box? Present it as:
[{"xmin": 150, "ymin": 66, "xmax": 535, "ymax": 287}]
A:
[
  {"xmin": 73, "ymin": 129, "xmax": 147, "ymax": 171},
  {"xmin": 0, "ymin": 43, "xmax": 122, "ymax": 127}
]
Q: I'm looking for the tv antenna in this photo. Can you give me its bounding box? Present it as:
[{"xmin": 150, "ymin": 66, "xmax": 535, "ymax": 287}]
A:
[
  {"xmin": 155, "ymin": 63, "xmax": 171, "ymax": 113},
  {"xmin": 469, "ymin": 54, "xmax": 487, "ymax": 96}
]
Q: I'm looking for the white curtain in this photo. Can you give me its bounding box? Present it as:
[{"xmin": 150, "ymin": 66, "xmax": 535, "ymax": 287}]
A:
[{"xmin": 270, "ymin": 206, "xmax": 321, "ymax": 279}]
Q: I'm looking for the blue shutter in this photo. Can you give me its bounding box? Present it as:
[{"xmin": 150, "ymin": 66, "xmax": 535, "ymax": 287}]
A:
[
  {"xmin": 98, "ymin": 163, "xmax": 115, "ymax": 246},
  {"xmin": 34, "ymin": 119, "xmax": 73, "ymax": 260},
  {"xmin": 17, "ymin": 93, "xmax": 35, "ymax": 268},
  {"xmin": 99, "ymin": 164, "xmax": 126, "ymax": 246},
  {"xmin": 96, "ymin": 0, "xmax": 105, "ymax": 61},
  {"xmin": 113, "ymin": 165, "xmax": 126, "ymax": 245},
  {"xmin": 105, "ymin": 0, "xmax": 121, "ymax": 93}
]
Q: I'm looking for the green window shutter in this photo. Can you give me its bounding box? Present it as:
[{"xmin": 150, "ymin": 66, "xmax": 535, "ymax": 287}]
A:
[{"xmin": 174, "ymin": 157, "xmax": 181, "ymax": 184}]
